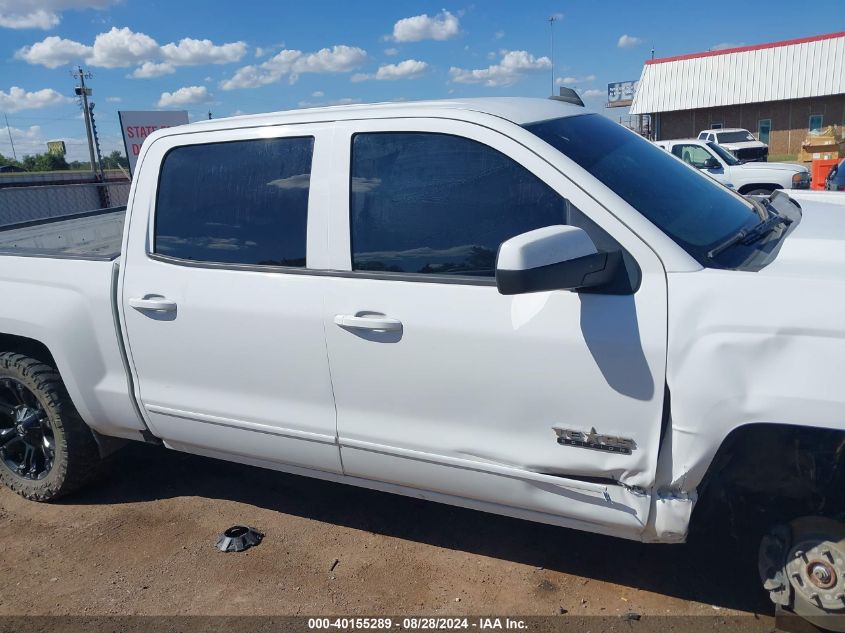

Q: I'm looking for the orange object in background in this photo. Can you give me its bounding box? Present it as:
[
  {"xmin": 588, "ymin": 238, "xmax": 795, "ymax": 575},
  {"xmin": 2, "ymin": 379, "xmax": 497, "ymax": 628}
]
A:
[{"xmin": 811, "ymin": 158, "xmax": 839, "ymax": 190}]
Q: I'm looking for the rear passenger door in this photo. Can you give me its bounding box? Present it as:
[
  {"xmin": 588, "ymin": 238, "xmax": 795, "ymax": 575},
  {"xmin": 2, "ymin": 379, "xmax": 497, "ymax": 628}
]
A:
[{"xmin": 120, "ymin": 125, "xmax": 342, "ymax": 474}]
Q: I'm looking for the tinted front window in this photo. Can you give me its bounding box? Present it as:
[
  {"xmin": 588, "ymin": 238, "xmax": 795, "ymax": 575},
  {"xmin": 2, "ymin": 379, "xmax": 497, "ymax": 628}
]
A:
[
  {"xmin": 350, "ymin": 132, "xmax": 568, "ymax": 276},
  {"xmin": 717, "ymin": 131, "xmax": 755, "ymax": 143},
  {"xmin": 525, "ymin": 115, "xmax": 759, "ymax": 265},
  {"xmin": 155, "ymin": 137, "xmax": 314, "ymax": 266},
  {"xmin": 707, "ymin": 142, "xmax": 740, "ymax": 165}
]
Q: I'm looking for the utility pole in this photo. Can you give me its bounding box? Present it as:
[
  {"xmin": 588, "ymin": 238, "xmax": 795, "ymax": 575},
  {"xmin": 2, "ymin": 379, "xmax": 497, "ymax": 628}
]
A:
[
  {"xmin": 548, "ymin": 15, "xmax": 559, "ymax": 96},
  {"xmin": 72, "ymin": 66, "xmax": 109, "ymax": 207},
  {"xmin": 72, "ymin": 66, "xmax": 97, "ymax": 177},
  {"xmin": 3, "ymin": 113, "xmax": 16, "ymax": 161}
]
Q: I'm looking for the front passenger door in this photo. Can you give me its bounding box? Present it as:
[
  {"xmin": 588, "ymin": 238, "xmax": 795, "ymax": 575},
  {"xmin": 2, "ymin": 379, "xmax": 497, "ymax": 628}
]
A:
[{"xmin": 322, "ymin": 119, "xmax": 668, "ymax": 532}]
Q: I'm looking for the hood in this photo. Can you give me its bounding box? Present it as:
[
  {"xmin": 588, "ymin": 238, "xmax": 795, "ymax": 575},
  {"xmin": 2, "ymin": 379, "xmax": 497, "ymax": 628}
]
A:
[
  {"xmin": 762, "ymin": 196, "xmax": 845, "ymax": 280},
  {"xmin": 722, "ymin": 140, "xmax": 767, "ymax": 149},
  {"xmin": 739, "ymin": 161, "xmax": 808, "ymax": 174}
]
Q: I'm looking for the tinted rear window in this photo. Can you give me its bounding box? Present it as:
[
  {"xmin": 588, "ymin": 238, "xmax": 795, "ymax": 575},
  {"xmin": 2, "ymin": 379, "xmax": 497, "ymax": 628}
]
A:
[{"xmin": 154, "ymin": 136, "xmax": 314, "ymax": 266}]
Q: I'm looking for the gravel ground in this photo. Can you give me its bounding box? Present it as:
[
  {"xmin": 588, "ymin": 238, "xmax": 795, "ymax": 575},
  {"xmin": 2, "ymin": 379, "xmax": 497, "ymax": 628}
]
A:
[{"xmin": 0, "ymin": 442, "xmax": 775, "ymax": 622}]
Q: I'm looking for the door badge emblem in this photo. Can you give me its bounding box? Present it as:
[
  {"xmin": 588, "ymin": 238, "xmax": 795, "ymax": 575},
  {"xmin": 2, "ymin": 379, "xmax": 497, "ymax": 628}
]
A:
[{"xmin": 552, "ymin": 427, "xmax": 637, "ymax": 455}]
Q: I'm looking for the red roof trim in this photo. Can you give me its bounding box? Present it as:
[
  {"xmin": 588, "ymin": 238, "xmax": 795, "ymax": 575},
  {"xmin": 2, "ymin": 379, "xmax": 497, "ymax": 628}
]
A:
[{"xmin": 645, "ymin": 30, "xmax": 845, "ymax": 65}]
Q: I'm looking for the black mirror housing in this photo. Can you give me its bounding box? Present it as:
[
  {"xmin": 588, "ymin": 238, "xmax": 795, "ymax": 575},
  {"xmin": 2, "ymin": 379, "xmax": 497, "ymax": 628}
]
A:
[{"xmin": 496, "ymin": 250, "xmax": 622, "ymax": 295}]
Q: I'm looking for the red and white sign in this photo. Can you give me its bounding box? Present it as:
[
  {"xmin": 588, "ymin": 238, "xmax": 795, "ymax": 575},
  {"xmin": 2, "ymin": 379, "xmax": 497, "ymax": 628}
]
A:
[{"xmin": 118, "ymin": 110, "xmax": 189, "ymax": 175}]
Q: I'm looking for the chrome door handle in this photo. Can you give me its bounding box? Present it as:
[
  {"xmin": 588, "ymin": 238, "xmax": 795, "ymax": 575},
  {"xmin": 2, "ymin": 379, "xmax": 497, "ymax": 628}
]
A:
[
  {"xmin": 334, "ymin": 314, "xmax": 402, "ymax": 332},
  {"xmin": 128, "ymin": 296, "xmax": 177, "ymax": 312}
]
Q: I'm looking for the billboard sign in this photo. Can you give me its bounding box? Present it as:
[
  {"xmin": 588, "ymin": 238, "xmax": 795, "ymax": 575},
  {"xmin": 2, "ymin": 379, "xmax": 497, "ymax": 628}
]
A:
[
  {"xmin": 46, "ymin": 140, "xmax": 66, "ymax": 156},
  {"xmin": 607, "ymin": 80, "xmax": 639, "ymax": 108},
  {"xmin": 118, "ymin": 110, "xmax": 189, "ymax": 175}
]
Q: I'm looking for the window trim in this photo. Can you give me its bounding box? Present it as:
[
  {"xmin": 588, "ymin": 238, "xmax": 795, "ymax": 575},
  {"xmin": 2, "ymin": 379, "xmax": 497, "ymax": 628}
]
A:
[
  {"xmin": 150, "ymin": 134, "xmax": 315, "ymax": 269},
  {"xmin": 147, "ymin": 252, "xmax": 498, "ymax": 285},
  {"xmin": 808, "ymin": 114, "xmax": 824, "ymax": 133},
  {"xmin": 347, "ymin": 130, "xmax": 574, "ymax": 282},
  {"xmin": 710, "ymin": 122, "xmax": 723, "ymax": 130}
]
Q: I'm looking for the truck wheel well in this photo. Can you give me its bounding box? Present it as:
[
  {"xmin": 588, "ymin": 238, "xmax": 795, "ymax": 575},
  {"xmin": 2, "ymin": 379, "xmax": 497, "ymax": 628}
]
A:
[
  {"xmin": 0, "ymin": 334, "xmax": 56, "ymax": 368},
  {"xmin": 737, "ymin": 183, "xmax": 783, "ymax": 195},
  {"xmin": 692, "ymin": 423, "xmax": 845, "ymax": 533}
]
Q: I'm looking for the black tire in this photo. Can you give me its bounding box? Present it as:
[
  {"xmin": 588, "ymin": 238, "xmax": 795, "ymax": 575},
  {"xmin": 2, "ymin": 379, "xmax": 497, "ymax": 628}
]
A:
[{"xmin": 0, "ymin": 352, "xmax": 101, "ymax": 501}]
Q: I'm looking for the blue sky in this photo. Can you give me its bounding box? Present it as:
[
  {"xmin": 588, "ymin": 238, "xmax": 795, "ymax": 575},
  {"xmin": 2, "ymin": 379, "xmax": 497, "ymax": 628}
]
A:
[{"xmin": 1, "ymin": 0, "xmax": 843, "ymax": 161}]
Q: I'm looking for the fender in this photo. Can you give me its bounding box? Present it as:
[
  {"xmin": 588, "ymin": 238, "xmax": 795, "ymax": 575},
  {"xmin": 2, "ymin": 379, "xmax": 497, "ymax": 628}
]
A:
[{"xmin": 0, "ymin": 254, "xmax": 146, "ymax": 439}]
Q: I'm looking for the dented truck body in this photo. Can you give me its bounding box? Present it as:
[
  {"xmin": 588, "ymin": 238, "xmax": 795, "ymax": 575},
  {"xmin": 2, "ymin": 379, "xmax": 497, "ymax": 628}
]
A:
[{"xmin": 0, "ymin": 99, "xmax": 843, "ymax": 605}]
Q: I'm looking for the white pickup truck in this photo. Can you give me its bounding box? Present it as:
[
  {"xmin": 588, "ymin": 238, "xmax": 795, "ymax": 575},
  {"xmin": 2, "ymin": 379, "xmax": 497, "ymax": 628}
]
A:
[
  {"xmin": 0, "ymin": 98, "xmax": 843, "ymax": 628},
  {"xmin": 654, "ymin": 138, "xmax": 810, "ymax": 194}
]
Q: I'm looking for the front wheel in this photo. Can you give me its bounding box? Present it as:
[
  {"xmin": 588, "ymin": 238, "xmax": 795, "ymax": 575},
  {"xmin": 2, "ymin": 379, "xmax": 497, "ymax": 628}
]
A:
[
  {"xmin": 745, "ymin": 187, "xmax": 775, "ymax": 196},
  {"xmin": 0, "ymin": 352, "xmax": 101, "ymax": 501},
  {"xmin": 760, "ymin": 516, "xmax": 845, "ymax": 631}
]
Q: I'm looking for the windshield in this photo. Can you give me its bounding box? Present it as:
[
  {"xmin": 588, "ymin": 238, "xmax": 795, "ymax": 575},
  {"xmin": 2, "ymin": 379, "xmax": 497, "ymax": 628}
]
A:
[
  {"xmin": 524, "ymin": 114, "xmax": 760, "ymax": 265},
  {"xmin": 707, "ymin": 142, "xmax": 740, "ymax": 165},
  {"xmin": 717, "ymin": 131, "xmax": 755, "ymax": 143}
]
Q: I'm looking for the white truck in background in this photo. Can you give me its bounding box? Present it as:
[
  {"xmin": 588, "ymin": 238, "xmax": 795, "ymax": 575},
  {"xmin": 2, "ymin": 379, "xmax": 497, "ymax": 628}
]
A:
[
  {"xmin": 655, "ymin": 138, "xmax": 810, "ymax": 195},
  {"xmin": 698, "ymin": 127, "xmax": 769, "ymax": 162},
  {"xmin": 0, "ymin": 98, "xmax": 843, "ymax": 629}
]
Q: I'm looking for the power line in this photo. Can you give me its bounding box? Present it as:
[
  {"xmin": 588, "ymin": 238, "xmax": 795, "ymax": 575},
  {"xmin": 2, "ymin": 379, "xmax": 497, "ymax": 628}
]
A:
[
  {"xmin": 549, "ymin": 15, "xmax": 559, "ymax": 96},
  {"xmin": 3, "ymin": 113, "xmax": 16, "ymax": 161}
]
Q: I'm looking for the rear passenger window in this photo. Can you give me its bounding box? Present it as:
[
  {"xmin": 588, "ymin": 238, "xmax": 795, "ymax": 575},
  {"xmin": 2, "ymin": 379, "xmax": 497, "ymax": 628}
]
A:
[
  {"xmin": 349, "ymin": 132, "xmax": 567, "ymax": 277},
  {"xmin": 155, "ymin": 136, "xmax": 314, "ymax": 266}
]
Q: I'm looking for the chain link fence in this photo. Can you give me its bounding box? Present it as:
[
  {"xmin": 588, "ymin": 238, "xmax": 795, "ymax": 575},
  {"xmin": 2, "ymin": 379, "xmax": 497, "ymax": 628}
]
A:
[{"xmin": 0, "ymin": 182, "xmax": 130, "ymax": 227}]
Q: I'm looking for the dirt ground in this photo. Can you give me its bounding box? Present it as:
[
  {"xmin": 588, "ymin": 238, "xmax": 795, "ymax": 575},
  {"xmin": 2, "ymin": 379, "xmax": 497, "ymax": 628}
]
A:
[{"xmin": 0, "ymin": 442, "xmax": 775, "ymax": 621}]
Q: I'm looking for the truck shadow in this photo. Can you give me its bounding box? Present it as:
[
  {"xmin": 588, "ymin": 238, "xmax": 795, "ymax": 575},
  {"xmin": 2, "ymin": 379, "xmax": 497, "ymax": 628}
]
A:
[{"xmin": 68, "ymin": 442, "xmax": 771, "ymax": 615}]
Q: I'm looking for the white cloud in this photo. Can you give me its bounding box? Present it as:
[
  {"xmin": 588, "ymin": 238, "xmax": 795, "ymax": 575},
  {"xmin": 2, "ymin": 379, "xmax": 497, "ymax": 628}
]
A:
[
  {"xmin": 712, "ymin": 42, "xmax": 744, "ymax": 51},
  {"xmin": 0, "ymin": 0, "xmax": 114, "ymax": 30},
  {"xmin": 16, "ymin": 27, "xmax": 247, "ymax": 74},
  {"xmin": 617, "ymin": 34, "xmax": 642, "ymax": 48},
  {"xmin": 449, "ymin": 50, "xmax": 550, "ymax": 87},
  {"xmin": 352, "ymin": 59, "xmax": 428, "ymax": 82},
  {"xmin": 311, "ymin": 90, "xmax": 324, "ymax": 97},
  {"xmin": 220, "ymin": 45, "xmax": 366, "ymax": 90},
  {"xmin": 157, "ymin": 85, "xmax": 209, "ymax": 108},
  {"xmin": 88, "ymin": 26, "xmax": 159, "ymax": 67},
  {"xmin": 0, "ymin": 86, "xmax": 70, "ymax": 112},
  {"xmin": 494, "ymin": 30, "xmax": 505, "ymax": 40},
  {"xmin": 384, "ymin": 47, "xmax": 399, "ymax": 56},
  {"xmin": 556, "ymin": 74, "xmax": 596, "ymax": 85},
  {"xmin": 0, "ymin": 125, "xmax": 44, "ymax": 157},
  {"xmin": 129, "ymin": 61, "xmax": 175, "ymax": 78},
  {"xmin": 391, "ymin": 10, "xmax": 459, "ymax": 42},
  {"xmin": 581, "ymin": 88, "xmax": 604, "ymax": 98},
  {"xmin": 0, "ymin": 9, "xmax": 59, "ymax": 29},
  {"xmin": 15, "ymin": 35, "xmax": 91, "ymax": 68},
  {"xmin": 106, "ymin": 96, "xmax": 121, "ymax": 102},
  {"xmin": 161, "ymin": 38, "xmax": 247, "ymax": 65}
]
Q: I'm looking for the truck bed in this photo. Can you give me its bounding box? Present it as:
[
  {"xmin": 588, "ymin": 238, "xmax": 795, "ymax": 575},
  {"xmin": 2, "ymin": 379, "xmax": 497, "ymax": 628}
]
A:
[{"xmin": 0, "ymin": 207, "xmax": 126, "ymax": 260}]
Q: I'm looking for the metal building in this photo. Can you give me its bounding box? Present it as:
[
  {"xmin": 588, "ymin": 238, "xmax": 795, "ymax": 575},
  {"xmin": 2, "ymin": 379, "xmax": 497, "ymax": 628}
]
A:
[{"xmin": 630, "ymin": 31, "xmax": 845, "ymax": 157}]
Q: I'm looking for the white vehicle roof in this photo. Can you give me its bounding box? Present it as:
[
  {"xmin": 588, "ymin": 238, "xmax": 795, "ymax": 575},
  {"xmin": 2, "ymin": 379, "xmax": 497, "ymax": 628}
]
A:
[
  {"xmin": 175, "ymin": 98, "xmax": 586, "ymax": 134},
  {"xmin": 701, "ymin": 128, "xmax": 750, "ymax": 134}
]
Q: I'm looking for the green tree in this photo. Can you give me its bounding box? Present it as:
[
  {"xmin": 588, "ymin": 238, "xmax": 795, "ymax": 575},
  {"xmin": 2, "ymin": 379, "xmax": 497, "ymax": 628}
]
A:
[
  {"xmin": 21, "ymin": 152, "xmax": 69, "ymax": 172},
  {"xmin": 0, "ymin": 153, "xmax": 23, "ymax": 169},
  {"xmin": 102, "ymin": 150, "xmax": 129, "ymax": 170}
]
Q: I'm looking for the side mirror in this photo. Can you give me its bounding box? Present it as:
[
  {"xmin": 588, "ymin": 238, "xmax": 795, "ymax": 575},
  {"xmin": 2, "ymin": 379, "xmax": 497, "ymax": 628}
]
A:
[
  {"xmin": 495, "ymin": 226, "xmax": 621, "ymax": 295},
  {"xmin": 702, "ymin": 157, "xmax": 721, "ymax": 169}
]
